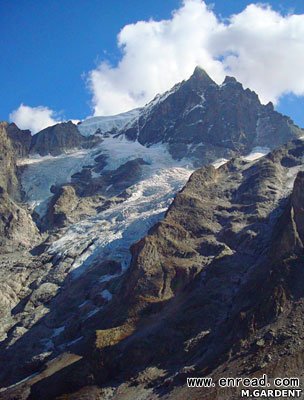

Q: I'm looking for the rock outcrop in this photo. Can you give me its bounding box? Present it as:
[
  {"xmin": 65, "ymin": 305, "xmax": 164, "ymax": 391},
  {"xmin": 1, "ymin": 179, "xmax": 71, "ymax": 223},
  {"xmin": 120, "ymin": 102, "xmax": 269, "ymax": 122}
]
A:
[
  {"xmin": 29, "ymin": 121, "xmax": 101, "ymax": 157},
  {"xmin": 0, "ymin": 123, "xmax": 40, "ymax": 252},
  {"xmin": 0, "ymin": 122, "xmax": 20, "ymax": 198},
  {"xmin": 6, "ymin": 123, "xmax": 32, "ymax": 158},
  {"xmin": 0, "ymin": 190, "xmax": 40, "ymax": 251}
]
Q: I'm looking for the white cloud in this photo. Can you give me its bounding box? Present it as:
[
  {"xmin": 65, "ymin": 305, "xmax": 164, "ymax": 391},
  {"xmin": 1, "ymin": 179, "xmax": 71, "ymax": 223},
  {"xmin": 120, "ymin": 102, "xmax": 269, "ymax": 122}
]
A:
[
  {"xmin": 211, "ymin": 4, "xmax": 304, "ymax": 103},
  {"xmin": 88, "ymin": 0, "xmax": 304, "ymax": 116},
  {"xmin": 9, "ymin": 104, "xmax": 61, "ymax": 134}
]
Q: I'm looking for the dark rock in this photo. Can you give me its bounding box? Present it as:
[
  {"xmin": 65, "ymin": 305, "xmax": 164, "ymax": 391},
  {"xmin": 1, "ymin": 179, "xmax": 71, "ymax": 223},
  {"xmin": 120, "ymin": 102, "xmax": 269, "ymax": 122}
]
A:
[
  {"xmin": 6, "ymin": 123, "xmax": 32, "ymax": 158},
  {"xmin": 30, "ymin": 121, "xmax": 101, "ymax": 156},
  {"xmin": 0, "ymin": 122, "xmax": 20, "ymax": 198},
  {"xmin": 123, "ymin": 67, "xmax": 303, "ymax": 164}
]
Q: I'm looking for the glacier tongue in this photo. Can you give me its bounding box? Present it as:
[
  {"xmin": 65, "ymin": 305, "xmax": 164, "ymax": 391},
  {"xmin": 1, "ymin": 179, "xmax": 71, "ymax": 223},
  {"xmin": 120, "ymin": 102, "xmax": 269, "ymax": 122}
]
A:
[{"xmin": 49, "ymin": 162, "xmax": 192, "ymax": 277}]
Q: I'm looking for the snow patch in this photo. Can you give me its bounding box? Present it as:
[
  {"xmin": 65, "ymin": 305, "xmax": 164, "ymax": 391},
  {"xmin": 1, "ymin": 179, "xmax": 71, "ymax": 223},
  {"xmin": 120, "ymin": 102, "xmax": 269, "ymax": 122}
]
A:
[
  {"xmin": 77, "ymin": 109, "xmax": 140, "ymax": 137},
  {"xmin": 19, "ymin": 149, "xmax": 100, "ymax": 215},
  {"xmin": 0, "ymin": 373, "xmax": 39, "ymax": 392},
  {"xmin": 101, "ymin": 290, "xmax": 113, "ymax": 301},
  {"xmin": 85, "ymin": 309, "xmax": 100, "ymax": 319},
  {"xmin": 212, "ymin": 158, "xmax": 228, "ymax": 169},
  {"xmin": 242, "ymin": 147, "xmax": 270, "ymax": 161},
  {"xmin": 78, "ymin": 300, "xmax": 90, "ymax": 308},
  {"xmin": 52, "ymin": 326, "xmax": 65, "ymax": 337},
  {"xmin": 65, "ymin": 336, "xmax": 83, "ymax": 346}
]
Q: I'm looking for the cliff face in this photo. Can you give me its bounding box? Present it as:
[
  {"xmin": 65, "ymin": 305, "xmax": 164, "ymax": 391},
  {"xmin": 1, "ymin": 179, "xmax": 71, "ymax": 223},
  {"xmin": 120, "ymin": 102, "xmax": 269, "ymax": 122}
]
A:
[
  {"xmin": 0, "ymin": 122, "xmax": 20, "ymax": 198},
  {"xmin": 28, "ymin": 121, "xmax": 102, "ymax": 157},
  {"xmin": 123, "ymin": 67, "xmax": 302, "ymax": 165},
  {"xmin": 0, "ymin": 123, "xmax": 40, "ymax": 252},
  {"xmin": 6, "ymin": 123, "xmax": 32, "ymax": 158},
  {"xmin": 0, "ymin": 190, "xmax": 40, "ymax": 251}
]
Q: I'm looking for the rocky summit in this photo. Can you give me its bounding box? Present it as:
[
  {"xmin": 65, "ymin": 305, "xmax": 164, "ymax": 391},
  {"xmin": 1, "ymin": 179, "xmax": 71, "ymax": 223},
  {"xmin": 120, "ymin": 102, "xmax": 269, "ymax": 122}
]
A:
[
  {"xmin": 123, "ymin": 67, "xmax": 302, "ymax": 165},
  {"xmin": 0, "ymin": 68, "xmax": 304, "ymax": 400}
]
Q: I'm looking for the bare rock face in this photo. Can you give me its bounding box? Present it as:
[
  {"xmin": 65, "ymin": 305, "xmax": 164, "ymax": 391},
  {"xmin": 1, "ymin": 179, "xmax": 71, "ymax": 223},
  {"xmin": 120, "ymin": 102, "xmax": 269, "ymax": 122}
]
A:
[
  {"xmin": 0, "ymin": 123, "xmax": 40, "ymax": 252},
  {"xmin": 123, "ymin": 67, "xmax": 303, "ymax": 165},
  {"xmin": 0, "ymin": 190, "xmax": 40, "ymax": 251},
  {"xmin": 70, "ymin": 157, "xmax": 148, "ymax": 197},
  {"xmin": 290, "ymin": 171, "xmax": 304, "ymax": 244},
  {"xmin": 0, "ymin": 122, "xmax": 20, "ymax": 198},
  {"xmin": 43, "ymin": 185, "xmax": 79, "ymax": 230},
  {"xmin": 271, "ymin": 169, "xmax": 304, "ymax": 258},
  {"xmin": 6, "ymin": 123, "xmax": 32, "ymax": 158},
  {"xmin": 29, "ymin": 121, "xmax": 101, "ymax": 156}
]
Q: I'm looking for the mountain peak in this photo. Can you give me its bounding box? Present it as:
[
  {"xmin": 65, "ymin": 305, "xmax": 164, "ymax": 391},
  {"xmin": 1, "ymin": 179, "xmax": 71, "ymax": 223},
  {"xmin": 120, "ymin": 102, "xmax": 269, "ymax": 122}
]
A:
[
  {"xmin": 190, "ymin": 66, "xmax": 216, "ymax": 84},
  {"xmin": 223, "ymin": 75, "xmax": 238, "ymax": 85},
  {"xmin": 186, "ymin": 66, "xmax": 216, "ymax": 92}
]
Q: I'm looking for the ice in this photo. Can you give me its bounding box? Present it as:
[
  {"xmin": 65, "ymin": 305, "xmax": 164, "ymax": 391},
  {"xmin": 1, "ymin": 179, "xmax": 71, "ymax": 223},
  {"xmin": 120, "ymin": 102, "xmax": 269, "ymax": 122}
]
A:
[
  {"xmin": 45, "ymin": 136, "xmax": 193, "ymax": 278},
  {"xmin": 77, "ymin": 109, "xmax": 141, "ymax": 137},
  {"xmin": 99, "ymin": 273, "xmax": 121, "ymax": 283},
  {"xmin": 242, "ymin": 146, "xmax": 270, "ymax": 161},
  {"xmin": 212, "ymin": 147, "xmax": 270, "ymax": 170},
  {"xmin": 101, "ymin": 290, "xmax": 112, "ymax": 301},
  {"xmin": 212, "ymin": 158, "xmax": 228, "ymax": 169},
  {"xmin": 65, "ymin": 336, "xmax": 83, "ymax": 346},
  {"xmin": 78, "ymin": 300, "xmax": 90, "ymax": 308},
  {"xmin": 85, "ymin": 309, "xmax": 100, "ymax": 319},
  {"xmin": 0, "ymin": 372, "xmax": 39, "ymax": 391},
  {"xmin": 52, "ymin": 326, "xmax": 65, "ymax": 337},
  {"xmin": 19, "ymin": 134, "xmax": 271, "ymax": 291},
  {"xmin": 284, "ymin": 165, "xmax": 304, "ymax": 194},
  {"xmin": 19, "ymin": 149, "xmax": 100, "ymax": 215},
  {"xmin": 184, "ymin": 103, "xmax": 205, "ymax": 117}
]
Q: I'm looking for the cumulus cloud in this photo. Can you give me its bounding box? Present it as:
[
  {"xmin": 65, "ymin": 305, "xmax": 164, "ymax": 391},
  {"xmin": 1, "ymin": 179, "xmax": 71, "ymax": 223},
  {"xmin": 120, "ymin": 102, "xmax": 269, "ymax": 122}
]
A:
[
  {"xmin": 9, "ymin": 104, "xmax": 61, "ymax": 134},
  {"xmin": 88, "ymin": 0, "xmax": 304, "ymax": 116}
]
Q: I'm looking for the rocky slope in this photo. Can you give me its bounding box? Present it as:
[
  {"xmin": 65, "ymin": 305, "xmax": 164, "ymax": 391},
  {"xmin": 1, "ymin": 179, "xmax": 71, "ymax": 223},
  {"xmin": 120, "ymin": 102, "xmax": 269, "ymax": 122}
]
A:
[{"xmin": 2, "ymin": 138, "xmax": 304, "ymax": 399}]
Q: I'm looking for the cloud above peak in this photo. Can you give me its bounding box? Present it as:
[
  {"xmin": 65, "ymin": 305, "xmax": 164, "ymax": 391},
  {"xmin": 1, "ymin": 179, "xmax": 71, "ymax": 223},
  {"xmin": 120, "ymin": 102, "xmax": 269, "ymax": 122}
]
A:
[
  {"xmin": 9, "ymin": 104, "xmax": 61, "ymax": 134},
  {"xmin": 88, "ymin": 0, "xmax": 304, "ymax": 116}
]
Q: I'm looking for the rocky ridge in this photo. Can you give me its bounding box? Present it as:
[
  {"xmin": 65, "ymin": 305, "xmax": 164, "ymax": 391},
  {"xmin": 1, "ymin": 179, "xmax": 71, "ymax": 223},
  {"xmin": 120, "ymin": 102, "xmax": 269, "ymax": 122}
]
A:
[
  {"xmin": 122, "ymin": 67, "xmax": 302, "ymax": 165},
  {"xmin": 29, "ymin": 121, "xmax": 101, "ymax": 157}
]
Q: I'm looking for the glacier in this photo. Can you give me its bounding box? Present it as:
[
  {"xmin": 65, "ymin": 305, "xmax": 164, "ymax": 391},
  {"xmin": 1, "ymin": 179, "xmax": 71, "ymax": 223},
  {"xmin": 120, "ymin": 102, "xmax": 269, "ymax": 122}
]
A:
[
  {"xmin": 20, "ymin": 135, "xmax": 194, "ymax": 283},
  {"xmin": 19, "ymin": 135, "xmax": 272, "ymax": 304}
]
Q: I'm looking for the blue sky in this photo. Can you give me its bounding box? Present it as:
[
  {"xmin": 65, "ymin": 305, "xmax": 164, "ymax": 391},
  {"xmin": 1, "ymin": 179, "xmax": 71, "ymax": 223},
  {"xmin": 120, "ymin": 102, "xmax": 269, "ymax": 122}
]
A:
[{"xmin": 1, "ymin": 0, "xmax": 304, "ymax": 131}]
